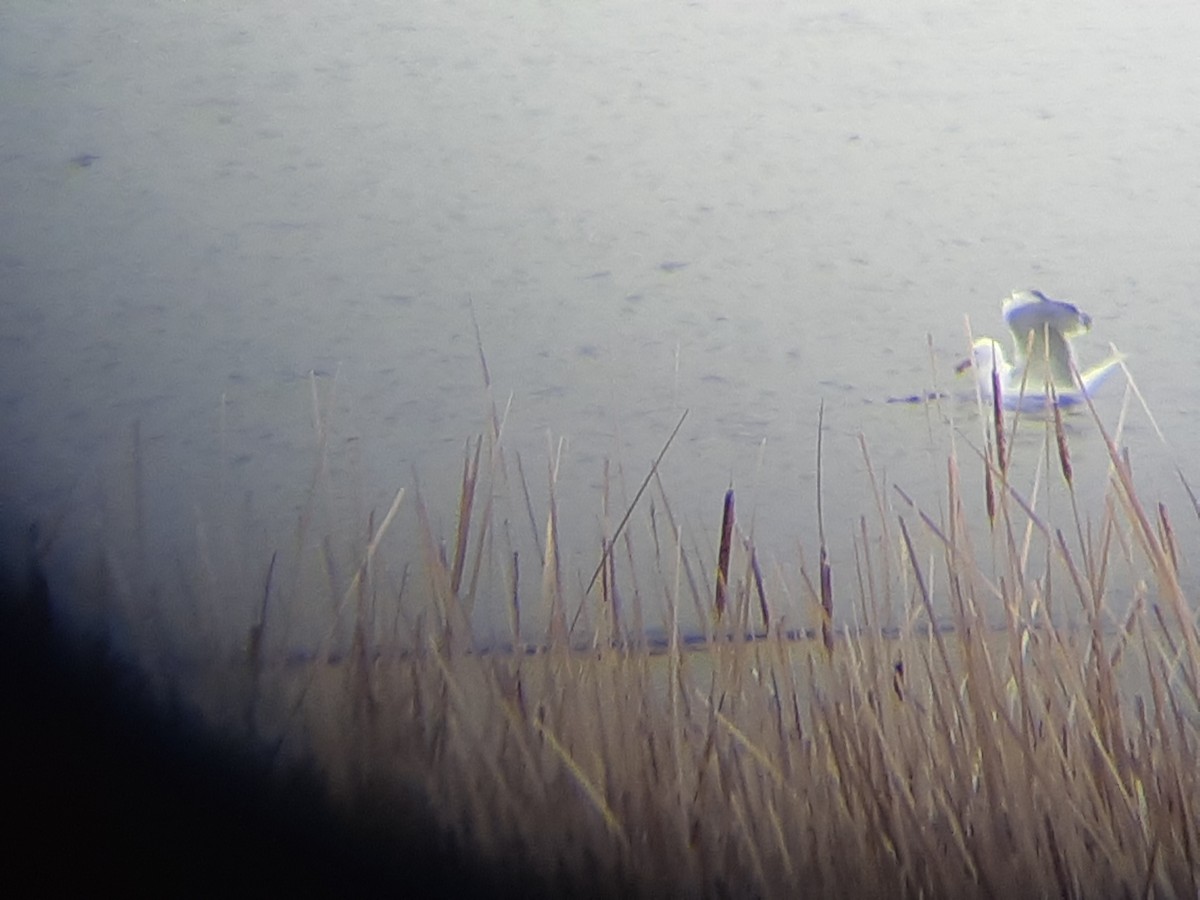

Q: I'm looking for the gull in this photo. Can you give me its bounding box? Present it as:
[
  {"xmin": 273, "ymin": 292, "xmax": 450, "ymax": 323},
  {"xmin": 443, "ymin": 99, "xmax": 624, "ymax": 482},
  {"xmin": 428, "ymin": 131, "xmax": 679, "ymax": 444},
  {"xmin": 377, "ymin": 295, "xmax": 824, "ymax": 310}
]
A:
[{"xmin": 957, "ymin": 289, "xmax": 1124, "ymax": 411}]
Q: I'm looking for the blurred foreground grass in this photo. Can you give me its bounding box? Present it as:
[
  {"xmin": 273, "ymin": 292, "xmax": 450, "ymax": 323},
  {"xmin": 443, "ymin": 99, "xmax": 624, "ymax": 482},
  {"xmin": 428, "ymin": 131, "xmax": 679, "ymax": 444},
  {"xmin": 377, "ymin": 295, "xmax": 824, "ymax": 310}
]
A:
[
  {"xmin": 12, "ymin": 367, "xmax": 1200, "ymax": 896},
  {"xmin": 234, "ymin": 377, "xmax": 1200, "ymax": 896}
]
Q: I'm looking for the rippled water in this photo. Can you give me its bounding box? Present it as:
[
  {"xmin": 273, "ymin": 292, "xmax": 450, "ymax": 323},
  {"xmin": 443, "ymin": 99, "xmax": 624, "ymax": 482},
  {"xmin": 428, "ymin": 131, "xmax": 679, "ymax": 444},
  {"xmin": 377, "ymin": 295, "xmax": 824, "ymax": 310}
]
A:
[{"xmin": 3, "ymin": 0, "xmax": 1199, "ymax": 648}]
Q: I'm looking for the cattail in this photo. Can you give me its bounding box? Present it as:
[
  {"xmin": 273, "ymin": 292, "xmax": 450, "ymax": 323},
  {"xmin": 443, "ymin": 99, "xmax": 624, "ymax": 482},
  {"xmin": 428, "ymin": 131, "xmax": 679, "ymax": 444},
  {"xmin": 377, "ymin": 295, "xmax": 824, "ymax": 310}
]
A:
[
  {"xmin": 715, "ymin": 488, "xmax": 734, "ymax": 618},
  {"xmin": 991, "ymin": 363, "xmax": 1007, "ymax": 473},
  {"xmin": 450, "ymin": 435, "xmax": 481, "ymax": 595},
  {"xmin": 1052, "ymin": 392, "xmax": 1073, "ymax": 487},
  {"xmin": 820, "ymin": 544, "xmax": 833, "ymax": 654},
  {"xmin": 984, "ymin": 460, "xmax": 996, "ymax": 524},
  {"xmin": 509, "ymin": 550, "xmax": 520, "ymax": 647}
]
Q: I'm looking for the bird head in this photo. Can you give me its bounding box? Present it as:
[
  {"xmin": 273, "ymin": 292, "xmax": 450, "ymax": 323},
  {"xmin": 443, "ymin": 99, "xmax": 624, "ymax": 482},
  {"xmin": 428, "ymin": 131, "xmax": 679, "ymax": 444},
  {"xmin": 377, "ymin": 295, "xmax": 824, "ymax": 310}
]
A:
[{"xmin": 955, "ymin": 338, "xmax": 1010, "ymax": 379}]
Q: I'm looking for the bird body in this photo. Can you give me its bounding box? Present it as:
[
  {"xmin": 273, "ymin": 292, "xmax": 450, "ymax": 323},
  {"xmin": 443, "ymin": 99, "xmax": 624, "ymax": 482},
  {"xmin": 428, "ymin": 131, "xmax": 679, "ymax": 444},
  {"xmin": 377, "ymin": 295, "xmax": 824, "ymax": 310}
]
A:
[{"xmin": 962, "ymin": 289, "xmax": 1124, "ymax": 411}]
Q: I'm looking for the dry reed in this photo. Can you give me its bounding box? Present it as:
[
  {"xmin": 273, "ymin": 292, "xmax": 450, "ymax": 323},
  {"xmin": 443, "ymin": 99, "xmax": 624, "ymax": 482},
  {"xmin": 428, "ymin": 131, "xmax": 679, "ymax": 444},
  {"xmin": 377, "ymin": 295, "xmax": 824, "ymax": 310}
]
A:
[{"xmin": 236, "ymin": 364, "xmax": 1200, "ymax": 898}]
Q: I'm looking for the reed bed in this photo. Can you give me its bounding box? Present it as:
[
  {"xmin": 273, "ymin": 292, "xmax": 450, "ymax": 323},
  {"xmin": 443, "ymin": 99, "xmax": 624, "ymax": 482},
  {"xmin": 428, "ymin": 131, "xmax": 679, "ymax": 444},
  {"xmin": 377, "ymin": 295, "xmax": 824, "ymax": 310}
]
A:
[{"xmin": 236, "ymin": 366, "xmax": 1200, "ymax": 898}]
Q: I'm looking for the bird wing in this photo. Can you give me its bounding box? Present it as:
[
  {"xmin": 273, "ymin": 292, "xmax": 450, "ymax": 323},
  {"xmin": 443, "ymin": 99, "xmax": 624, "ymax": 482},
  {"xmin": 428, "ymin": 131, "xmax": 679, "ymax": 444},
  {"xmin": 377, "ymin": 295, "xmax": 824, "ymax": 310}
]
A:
[
  {"xmin": 1002, "ymin": 289, "xmax": 1091, "ymax": 387},
  {"xmin": 1076, "ymin": 352, "xmax": 1126, "ymax": 397}
]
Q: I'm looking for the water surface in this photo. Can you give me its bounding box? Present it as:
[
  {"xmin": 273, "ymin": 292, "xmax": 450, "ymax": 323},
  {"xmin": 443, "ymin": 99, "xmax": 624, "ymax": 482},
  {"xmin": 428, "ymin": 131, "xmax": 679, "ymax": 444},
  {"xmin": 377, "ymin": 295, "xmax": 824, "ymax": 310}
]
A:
[{"xmin": 2, "ymin": 0, "xmax": 1198, "ymax": 650}]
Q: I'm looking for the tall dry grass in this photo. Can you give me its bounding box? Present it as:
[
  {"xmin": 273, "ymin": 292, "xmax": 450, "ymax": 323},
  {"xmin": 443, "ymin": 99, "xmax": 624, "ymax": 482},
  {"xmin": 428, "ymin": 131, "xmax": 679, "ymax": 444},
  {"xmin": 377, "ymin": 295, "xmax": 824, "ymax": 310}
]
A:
[{"xmin": 240, "ymin": 360, "xmax": 1200, "ymax": 898}]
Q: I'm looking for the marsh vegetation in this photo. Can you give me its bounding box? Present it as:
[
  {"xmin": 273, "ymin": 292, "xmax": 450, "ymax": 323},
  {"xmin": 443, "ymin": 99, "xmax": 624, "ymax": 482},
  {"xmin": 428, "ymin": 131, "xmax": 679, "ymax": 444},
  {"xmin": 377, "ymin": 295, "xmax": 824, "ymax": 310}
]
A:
[{"xmin": 189, "ymin": 362, "xmax": 1200, "ymax": 898}]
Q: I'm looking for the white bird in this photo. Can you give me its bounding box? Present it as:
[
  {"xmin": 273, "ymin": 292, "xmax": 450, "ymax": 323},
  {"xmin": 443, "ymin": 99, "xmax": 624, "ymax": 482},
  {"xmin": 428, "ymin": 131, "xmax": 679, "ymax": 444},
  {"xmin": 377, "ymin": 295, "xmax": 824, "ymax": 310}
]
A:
[{"xmin": 957, "ymin": 289, "xmax": 1124, "ymax": 411}]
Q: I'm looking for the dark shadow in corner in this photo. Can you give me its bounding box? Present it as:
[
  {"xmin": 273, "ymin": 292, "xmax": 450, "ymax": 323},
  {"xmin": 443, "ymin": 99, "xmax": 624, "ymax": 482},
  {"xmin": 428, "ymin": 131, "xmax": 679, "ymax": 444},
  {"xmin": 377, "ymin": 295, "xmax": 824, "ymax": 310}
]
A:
[{"xmin": 0, "ymin": 531, "xmax": 548, "ymax": 898}]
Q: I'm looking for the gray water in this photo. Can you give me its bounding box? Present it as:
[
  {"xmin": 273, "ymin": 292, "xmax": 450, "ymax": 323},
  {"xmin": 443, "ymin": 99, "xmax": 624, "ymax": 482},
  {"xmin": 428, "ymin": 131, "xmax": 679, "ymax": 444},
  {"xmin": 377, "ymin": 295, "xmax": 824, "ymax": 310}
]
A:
[{"xmin": 3, "ymin": 0, "xmax": 1199, "ymax": 652}]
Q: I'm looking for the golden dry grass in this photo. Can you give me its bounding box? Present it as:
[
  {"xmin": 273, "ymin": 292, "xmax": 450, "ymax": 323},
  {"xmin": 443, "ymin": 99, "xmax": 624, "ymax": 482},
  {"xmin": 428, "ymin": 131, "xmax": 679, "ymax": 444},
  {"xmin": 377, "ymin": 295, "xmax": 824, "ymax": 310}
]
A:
[{"xmin": 217, "ymin": 363, "xmax": 1200, "ymax": 898}]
